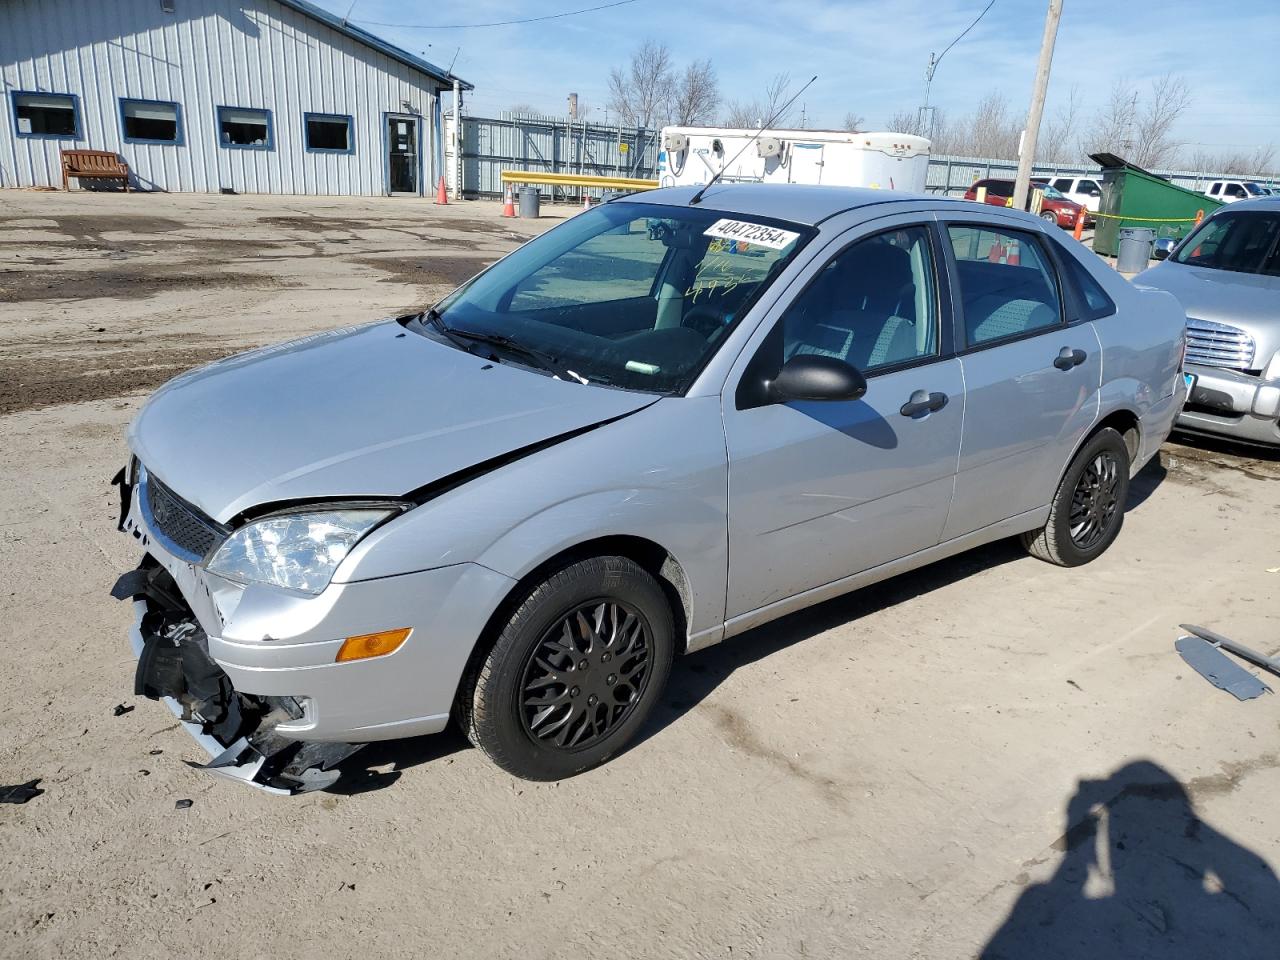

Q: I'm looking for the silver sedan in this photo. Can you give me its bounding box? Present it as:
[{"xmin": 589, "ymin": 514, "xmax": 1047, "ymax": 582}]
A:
[{"xmin": 112, "ymin": 185, "xmax": 1187, "ymax": 791}]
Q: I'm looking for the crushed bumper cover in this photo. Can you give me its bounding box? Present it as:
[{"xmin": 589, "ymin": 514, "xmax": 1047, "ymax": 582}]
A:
[{"xmin": 113, "ymin": 560, "xmax": 363, "ymax": 794}]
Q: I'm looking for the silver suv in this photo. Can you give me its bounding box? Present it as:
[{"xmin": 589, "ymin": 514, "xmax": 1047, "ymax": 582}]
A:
[
  {"xmin": 1136, "ymin": 197, "xmax": 1280, "ymax": 446},
  {"xmin": 112, "ymin": 186, "xmax": 1187, "ymax": 791}
]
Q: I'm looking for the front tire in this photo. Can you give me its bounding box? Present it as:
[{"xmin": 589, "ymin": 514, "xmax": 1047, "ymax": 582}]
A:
[
  {"xmin": 1040, "ymin": 210, "xmax": 1059, "ymax": 224},
  {"xmin": 462, "ymin": 556, "xmax": 674, "ymax": 780},
  {"xmin": 1022, "ymin": 427, "xmax": 1130, "ymax": 566}
]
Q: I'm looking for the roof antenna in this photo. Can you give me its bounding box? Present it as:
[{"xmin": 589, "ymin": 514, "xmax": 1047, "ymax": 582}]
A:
[{"xmin": 688, "ymin": 74, "xmax": 817, "ymax": 206}]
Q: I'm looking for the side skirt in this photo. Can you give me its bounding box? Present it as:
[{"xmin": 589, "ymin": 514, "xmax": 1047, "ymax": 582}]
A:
[{"xmin": 721, "ymin": 506, "xmax": 1049, "ymax": 642}]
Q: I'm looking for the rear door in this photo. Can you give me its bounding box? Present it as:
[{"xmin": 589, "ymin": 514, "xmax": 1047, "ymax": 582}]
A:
[
  {"xmin": 723, "ymin": 217, "xmax": 962, "ymax": 617},
  {"xmin": 937, "ymin": 217, "xmax": 1102, "ymax": 540}
]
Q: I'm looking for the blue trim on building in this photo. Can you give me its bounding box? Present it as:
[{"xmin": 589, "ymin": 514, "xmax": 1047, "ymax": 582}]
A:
[
  {"xmin": 118, "ymin": 97, "xmax": 184, "ymax": 146},
  {"xmin": 216, "ymin": 105, "xmax": 275, "ymax": 151},
  {"xmin": 275, "ymin": 0, "xmax": 472, "ymax": 90},
  {"xmin": 303, "ymin": 112, "xmax": 355, "ymax": 155},
  {"xmin": 9, "ymin": 89, "xmax": 82, "ymax": 140}
]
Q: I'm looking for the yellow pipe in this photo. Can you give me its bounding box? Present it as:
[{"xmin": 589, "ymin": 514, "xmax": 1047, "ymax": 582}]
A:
[{"xmin": 499, "ymin": 170, "xmax": 658, "ymax": 190}]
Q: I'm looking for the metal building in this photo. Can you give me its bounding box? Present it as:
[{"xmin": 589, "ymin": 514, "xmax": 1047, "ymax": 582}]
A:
[{"xmin": 0, "ymin": 0, "xmax": 470, "ymax": 196}]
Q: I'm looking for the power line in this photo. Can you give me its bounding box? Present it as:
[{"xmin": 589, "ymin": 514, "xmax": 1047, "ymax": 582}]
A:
[{"xmin": 354, "ymin": 0, "xmax": 638, "ymax": 30}]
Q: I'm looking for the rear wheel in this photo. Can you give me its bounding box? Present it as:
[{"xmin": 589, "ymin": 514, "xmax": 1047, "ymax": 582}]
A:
[
  {"xmin": 1022, "ymin": 427, "xmax": 1130, "ymax": 566},
  {"xmin": 461, "ymin": 556, "xmax": 674, "ymax": 780}
]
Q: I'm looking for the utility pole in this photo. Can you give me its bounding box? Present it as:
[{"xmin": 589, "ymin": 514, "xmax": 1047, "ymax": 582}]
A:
[
  {"xmin": 451, "ymin": 77, "xmax": 462, "ymax": 201},
  {"xmin": 1013, "ymin": 0, "xmax": 1063, "ymax": 211}
]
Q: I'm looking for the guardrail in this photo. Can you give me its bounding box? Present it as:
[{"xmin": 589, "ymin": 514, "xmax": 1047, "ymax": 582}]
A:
[{"xmin": 499, "ymin": 170, "xmax": 659, "ymax": 192}]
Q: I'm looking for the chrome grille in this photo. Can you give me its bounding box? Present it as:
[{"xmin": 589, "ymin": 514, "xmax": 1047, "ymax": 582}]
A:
[
  {"xmin": 1185, "ymin": 317, "xmax": 1255, "ymax": 371},
  {"xmin": 142, "ymin": 468, "xmax": 227, "ymax": 561}
]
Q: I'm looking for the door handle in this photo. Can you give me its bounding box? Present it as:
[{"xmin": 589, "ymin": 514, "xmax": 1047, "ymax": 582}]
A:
[
  {"xmin": 900, "ymin": 390, "xmax": 948, "ymax": 418},
  {"xmin": 1054, "ymin": 347, "xmax": 1087, "ymax": 370}
]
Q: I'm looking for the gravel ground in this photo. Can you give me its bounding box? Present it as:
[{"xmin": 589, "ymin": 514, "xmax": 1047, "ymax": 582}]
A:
[{"xmin": 1, "ymin": 190, "xmax": 1278, "ymax": 959}]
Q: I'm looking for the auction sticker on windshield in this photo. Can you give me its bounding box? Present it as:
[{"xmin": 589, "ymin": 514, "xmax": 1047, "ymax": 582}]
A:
[{"xmin": 703, "ymin": 219, "xmax": 800, "ymax": 250}]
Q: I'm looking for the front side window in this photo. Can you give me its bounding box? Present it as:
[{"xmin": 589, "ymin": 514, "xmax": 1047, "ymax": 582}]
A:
[
  {"xmin": 120, "ymin": 98, "xmax": 180, "ymax": 144},
  {"xmin": 777, "ymin": 225, "xmax": 939, "ymax": 373},
  {"xmin": 948, "ymin": 225, "xmax": 1063, "ymax": 346},
  {"xmin": 1225, "ymin": 183, "xmax": 1247, "ymax": 198},
  {"xmin": 428, "ymin": 202, "xmax": 811, "ymax": 393},
  {"xmin": 1080, "ymin": 180, "xmax": 1101, "ymax": 197},
  {"xmin": 305, "ymin": 113, "xmax": 352, "ymax": 152},
  {"xmin": 218, "ymin": 106, "xmax": 272, "ymax": 148},
  {"xmin": 1173, "ymin": 212, "xmax": 1280, "ymax": 276},
  {"xmin": 12, "ymin": 92, "xmax": 79, "ymax": 138}
]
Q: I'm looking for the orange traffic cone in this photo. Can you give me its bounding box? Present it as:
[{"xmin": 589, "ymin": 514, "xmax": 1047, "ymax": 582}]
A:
[
  {"xmin": 435, "ymin": 175, "xmax": 448, "ymax": 205},
  {"xmin": 1073, "ymin": 206, "xmax": 1086, "ymax": 241},
  {"xmin": 501, "ymin": 184, "xmax": 515, "ymax": 218},
  {"xmin": 1005, "ymin": 240, "xmax": 1020, "ymax": 266},
  {"xmin": 582, "ymin": 193, "xmax": 591, "ymax": 210}
]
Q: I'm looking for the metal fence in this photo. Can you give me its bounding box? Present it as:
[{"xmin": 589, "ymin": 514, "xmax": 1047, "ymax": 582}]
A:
[
  {"xmin": 449, "ymin": 114, "xmax": 659, "ymax": 200},
  {"xmin": 927, "ymin": 154, "xmax": 1279, "ymax": 196},
  {"xmin": 446, "ymin": 118, "xmax": 1276, "ymax": 202}
]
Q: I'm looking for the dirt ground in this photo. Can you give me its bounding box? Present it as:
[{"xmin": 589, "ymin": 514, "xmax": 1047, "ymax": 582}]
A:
[{"xmin": 1, "ymin": 191, "xmax": 1278, "ymax": 959}]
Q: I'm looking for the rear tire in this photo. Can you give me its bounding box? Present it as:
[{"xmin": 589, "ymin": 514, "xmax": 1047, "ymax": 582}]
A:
[
  {"xmin": 461, "ymin": 556, "xmax": 674, "ymax": 780},
  {"xmin": 1022, "ymin": 427, "xmax": 1130, "ymax": 566}
]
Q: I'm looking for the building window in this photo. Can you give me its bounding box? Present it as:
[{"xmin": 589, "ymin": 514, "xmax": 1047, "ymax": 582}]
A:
[
  {"xmin": 120, "ymin": 98, "xmax": 182, "ymax": 144},
  {"xmin": 304, "ymin": 113, "xmax": 353, "ymax": 153},
  {"xmin": 217, "ymin": 106, "xmax": 272, "ymax": 149},
  {"xmin": 11, "ymin": 91, "xmax": 80, "ymax": 138}
]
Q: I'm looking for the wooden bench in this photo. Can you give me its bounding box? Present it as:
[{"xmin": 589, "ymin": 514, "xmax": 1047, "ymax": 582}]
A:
[{"xmin": 61, "ymin": 149, "xmax": 130, "ymax": 191}]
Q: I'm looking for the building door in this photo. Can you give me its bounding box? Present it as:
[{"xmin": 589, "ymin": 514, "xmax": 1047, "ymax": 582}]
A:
[{"xmin": 386, "ymin": 114, "xmax": 420, "ymax": 196}]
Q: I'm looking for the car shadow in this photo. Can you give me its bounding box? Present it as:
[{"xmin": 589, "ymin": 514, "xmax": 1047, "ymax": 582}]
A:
[
  {"xmin": 1126, "ymin": 451, "xmax": 1168, "ymax": 510},
  {"xmin": 327, "ymin": 727, "xmax": 470, "ymax": 794},
  {"xmin": 979, "ymin": 759, "xmax": 1280, "ymax": 958},
  {"xmin": 634, "ymin": 535, "xmax": 1027, "ymax": 752},
  {"xmin": 1169, "ymin": 429, "xmax": 1280, "ymax": 464}
]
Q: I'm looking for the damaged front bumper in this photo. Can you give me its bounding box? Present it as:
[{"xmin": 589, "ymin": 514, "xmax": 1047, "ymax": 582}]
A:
[{"xmin": 114, "ymin": 560, "xmax": 361, "ymax": 794}]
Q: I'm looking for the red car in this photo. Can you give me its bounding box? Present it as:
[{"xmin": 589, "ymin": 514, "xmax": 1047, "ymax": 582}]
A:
[{"xmin": 962, "ymin": 178, "xmax": 1084, "ymax": 229}]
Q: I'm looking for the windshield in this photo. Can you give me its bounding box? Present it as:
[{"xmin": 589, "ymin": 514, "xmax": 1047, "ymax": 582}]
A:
[
  {"xmin": 1244, "ymin": 182, "xmax": 1266, "ymax": 196},
  {"xmin": 426, "ymin": 201, "xmax": 811, "ymax": 393},
  {"xmin": 1036, "ymin": 183, "xmax": 1066, "ymax": 199},
  {"xmin": 1172, "ymin": 211, "xmax": 1280, "ymax": 275}
]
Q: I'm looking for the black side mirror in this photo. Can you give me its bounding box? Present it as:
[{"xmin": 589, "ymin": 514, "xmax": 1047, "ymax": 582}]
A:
[{"xmin": 769, "ymin": 354, "xmax": 868, "ymax": 403}]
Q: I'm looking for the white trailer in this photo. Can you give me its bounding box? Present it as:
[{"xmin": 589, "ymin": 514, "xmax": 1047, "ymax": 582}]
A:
[{"xmin": 656, "ymin": 126, "xmax": 931, "ymax": 193}]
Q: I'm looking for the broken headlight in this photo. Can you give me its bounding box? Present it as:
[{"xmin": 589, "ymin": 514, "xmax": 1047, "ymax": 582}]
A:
[{"xmin": 207, "ymin": 509, "xmax": 397, "ymax": 594}]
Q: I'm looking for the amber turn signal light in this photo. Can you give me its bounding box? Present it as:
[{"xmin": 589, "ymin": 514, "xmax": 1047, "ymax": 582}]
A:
[{"xmin": 335, "ymin": 628, "xmax": 412, "ymax": 663}]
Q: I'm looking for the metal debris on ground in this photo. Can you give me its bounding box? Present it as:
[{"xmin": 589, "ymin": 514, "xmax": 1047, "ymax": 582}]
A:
[
  {"xmin": 174, "ymin": 798, "xmax": 193, "ymax": 809},
  {"xmin": 1176, "ymin": 636, "xmax": 1271, "ymax": 701},
  {"xmin": 0, "ymin": 779, "xmax": 44, "ymax": 804},
  {"xmin": 1181, "ymin": 623, "xmax": 1280, "ymax": 678},
  {"xmin": 112, "ymin": 703, "xmax": 135, "ymax": 716}
]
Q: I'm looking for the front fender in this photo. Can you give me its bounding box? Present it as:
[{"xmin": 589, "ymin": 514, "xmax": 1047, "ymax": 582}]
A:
[{"xmin": 334, "ymin": 396, "xmax": 730, "ymax": 645}]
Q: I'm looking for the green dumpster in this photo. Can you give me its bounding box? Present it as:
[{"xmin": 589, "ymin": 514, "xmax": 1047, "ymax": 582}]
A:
[{"xmin": 1089, "ymin": 152, "xmax": 1223, "ymax": 256}]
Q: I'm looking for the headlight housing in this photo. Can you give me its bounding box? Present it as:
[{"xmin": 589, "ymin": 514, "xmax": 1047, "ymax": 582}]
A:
[{"xmin": 207, "ymin": 508, "xmax": 398, "ymax": 594}]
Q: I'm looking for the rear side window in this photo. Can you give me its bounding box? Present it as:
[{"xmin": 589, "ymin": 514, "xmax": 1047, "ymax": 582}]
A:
[
  {"xmin": 778, "ymin": 225, "xmax": 939, "ymax": 373},
  {"xmin": 1052, "ymin": 178, "xmax": 1073, "ymax": 192},
  {"xmin": 947, "ymin": 225, "xmax": 1063, "ymax": 346},
  {"xmin": 1059, "ymin": 252, "xmax": 1116, "ymax": 319},
  {"xmin": 1209, "ymin": 183, "xmax": 1221, "ymax": 195}
]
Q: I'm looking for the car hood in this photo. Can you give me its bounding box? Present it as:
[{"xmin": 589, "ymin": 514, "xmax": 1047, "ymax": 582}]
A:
[
  {"xmin": 1134, "ymin": 261, "xmax": 1280, "ymax": 367},
  {"xmin": 129, "ymin": 321, "xmax": 656, "ymax": 523}
]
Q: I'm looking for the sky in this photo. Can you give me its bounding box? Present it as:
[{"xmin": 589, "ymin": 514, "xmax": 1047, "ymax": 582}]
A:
[{"xmin": 312, "ymin": 0, "xmax": 1279, "ymax": 159}]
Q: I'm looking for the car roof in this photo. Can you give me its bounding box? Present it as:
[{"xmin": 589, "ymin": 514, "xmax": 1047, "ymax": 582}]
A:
[{"xmin": 623, "ymin": 184, "xmax": 933, "ymax": 226}]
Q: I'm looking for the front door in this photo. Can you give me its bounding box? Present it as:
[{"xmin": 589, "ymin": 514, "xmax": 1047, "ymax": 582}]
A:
[
  {"xmin": 938, "ymin": 219, "xmax": 1102, "ymax": 540},
  {"xmin": 387, "ymin": 114, "xmax": 419, "ymax": 196},
  {"xmin": 723, "ymin": 220, "xmax": 962, "ymax": 619}
]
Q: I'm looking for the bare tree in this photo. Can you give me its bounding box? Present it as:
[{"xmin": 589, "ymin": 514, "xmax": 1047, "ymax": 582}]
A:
[
  {"xmin": 507, "ymin": 103, "xmax": 540, "ymax": 117},
  {"xmin": 1038, "ymin": 84, "xmax": 1082, "ymax": 162},
  {"xmin": 843, "ymin": 111, "xmax": 866, "ymax": 132},
  {"xmin": 720, "ymin": 73, "xmax": 798, "ymax": 129},
  {"xmin": 607, "ymin": 39, "xmax": 676, "ymax": 129},
  {"xmin": 1130, "ymin": 73, "xmax": 1192, "ymax": 168},
  {"xmin": 672, "ymin": 58, "xmax": 720, "ymax": 126},
  {"xmin": 1188, "ymin": 143, "xmax": 1278, "ymax": 176},
  {"xmin": 1080, "ymin": 75, "xmax": 1190, "ymax": 168}
]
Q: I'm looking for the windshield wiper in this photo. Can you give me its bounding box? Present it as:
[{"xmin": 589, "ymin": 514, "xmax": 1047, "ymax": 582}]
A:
[{"xmin": 445, "ymin": 325, "xmax": 588, "ymax": 383}]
